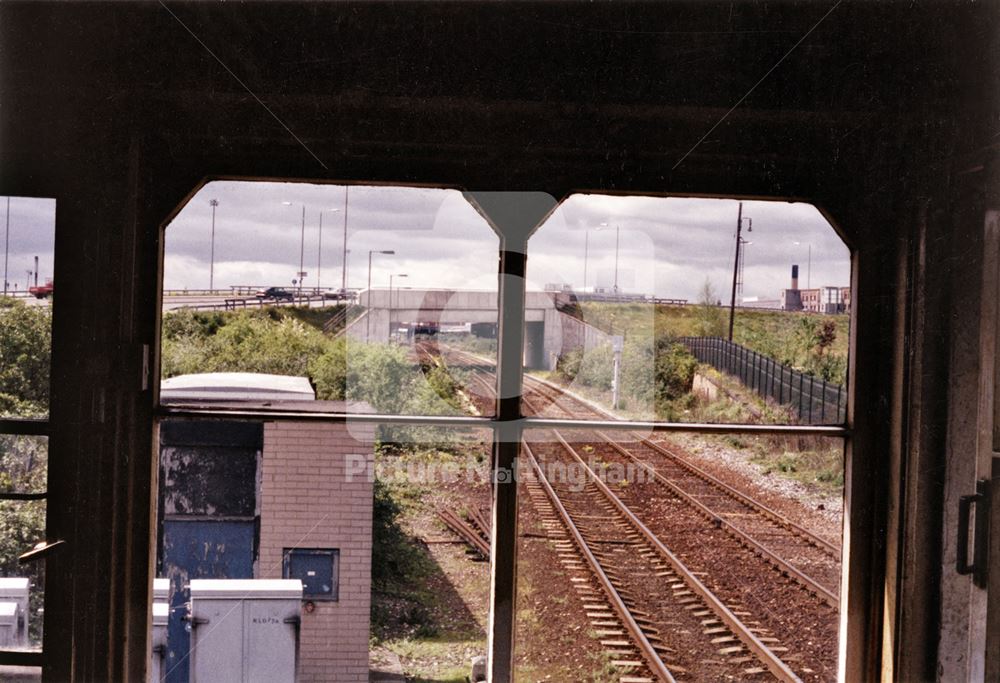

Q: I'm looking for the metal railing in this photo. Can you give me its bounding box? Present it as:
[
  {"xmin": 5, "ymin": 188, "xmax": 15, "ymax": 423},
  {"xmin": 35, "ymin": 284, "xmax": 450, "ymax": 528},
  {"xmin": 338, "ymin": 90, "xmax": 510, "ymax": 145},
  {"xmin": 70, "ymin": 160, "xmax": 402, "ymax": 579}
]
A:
[{"xmin": 677, "ymin": 336, "xmax": 846, "ymax": 425}]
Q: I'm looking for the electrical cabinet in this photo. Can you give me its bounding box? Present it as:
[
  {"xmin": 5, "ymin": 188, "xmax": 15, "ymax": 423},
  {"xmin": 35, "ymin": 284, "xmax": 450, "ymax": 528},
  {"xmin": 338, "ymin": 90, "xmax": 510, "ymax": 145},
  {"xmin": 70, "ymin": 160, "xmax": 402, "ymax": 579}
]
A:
[
  {"xmin": 0, "ymin": 578, "xmax": 29, "ymax": 645},
  {"xmin": 189, "ymin": 579, "xmax": 302, "ymax": 683}
]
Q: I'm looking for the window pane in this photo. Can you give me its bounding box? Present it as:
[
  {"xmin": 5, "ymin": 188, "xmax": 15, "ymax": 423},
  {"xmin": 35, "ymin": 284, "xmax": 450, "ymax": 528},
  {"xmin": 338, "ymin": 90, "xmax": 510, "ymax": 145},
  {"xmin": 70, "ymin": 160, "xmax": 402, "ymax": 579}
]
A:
[
  {"xmin": 0, "ymin": 435, "xmax": 47, "ymax": 652},
  {"xmin": 525, "ymin": 195, "xmax": 851, "ymax": 425},
  {"xmin": 516, "ymin": 428, "xmax": 842, "ymax": 680},
  {"xmin": 0, "ymin": 197, "xmax": 55, "ymax": 420},
  {"xmin": 161, "ymin": 181, "xmax": 499, "ymax": 432}
]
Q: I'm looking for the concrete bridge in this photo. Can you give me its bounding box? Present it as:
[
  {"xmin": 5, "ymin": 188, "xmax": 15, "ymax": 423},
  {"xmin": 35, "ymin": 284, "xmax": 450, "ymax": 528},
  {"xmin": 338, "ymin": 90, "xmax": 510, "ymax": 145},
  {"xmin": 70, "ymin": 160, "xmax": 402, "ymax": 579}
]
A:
[{"xmin": 345, "ymin": 288, "xmax": 611, "ymax": 369}]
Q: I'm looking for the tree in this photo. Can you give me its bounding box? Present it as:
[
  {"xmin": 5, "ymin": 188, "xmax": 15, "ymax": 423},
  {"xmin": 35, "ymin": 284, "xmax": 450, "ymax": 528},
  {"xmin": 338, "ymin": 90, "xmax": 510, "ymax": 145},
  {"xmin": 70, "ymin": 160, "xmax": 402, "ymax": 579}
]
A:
[
  {"xmin": 0, "ymin": 299, "xmax": 51, "ymax": 416},
  {"xmin": 694, "ymin": 279, "xmax": 726, "ymax": 337}
]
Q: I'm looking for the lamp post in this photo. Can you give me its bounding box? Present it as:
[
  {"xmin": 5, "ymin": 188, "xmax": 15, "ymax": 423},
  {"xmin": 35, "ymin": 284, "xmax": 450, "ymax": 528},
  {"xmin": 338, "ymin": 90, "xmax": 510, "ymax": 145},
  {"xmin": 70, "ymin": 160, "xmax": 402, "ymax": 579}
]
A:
[
  {"xmin": 209, "ymin": 199, "xmax": 218, "ymax": 292},
  {"xmin": 317, "ymin": 208, "xmax": 340, "ymax": 292},
  {"xmin": 282, "ymin": 201, "xmax": 307, "ymax": 296},
  {"xmin": 367, "ymin": 249, "xmax": 395, "ymax": 341},
  {"xmin": 390, "ymin": 273, "xmax": 408, "ymax": 342},
  {"xmin": 728, "ymin": 203, "xmax": 752, "ymax": 341}
]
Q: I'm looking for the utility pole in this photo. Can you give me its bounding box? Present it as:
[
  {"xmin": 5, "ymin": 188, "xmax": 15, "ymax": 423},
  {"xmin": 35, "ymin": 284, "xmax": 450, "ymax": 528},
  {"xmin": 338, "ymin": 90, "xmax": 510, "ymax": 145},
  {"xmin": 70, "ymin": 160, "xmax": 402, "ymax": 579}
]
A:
[
  {"xmin": 583, "ymin": 229, "xmax": 589, "ymax": 292},
  {"xmin": 33, "ymin": 256, "xmax": 38, "ymax": 287},
  {"xmin": 728, "ymin": 202, "xmax": 744, "ymax": 341},
  {"xmin": 209, "ymin": 199, "xmax": 218, "ymax": 292}
]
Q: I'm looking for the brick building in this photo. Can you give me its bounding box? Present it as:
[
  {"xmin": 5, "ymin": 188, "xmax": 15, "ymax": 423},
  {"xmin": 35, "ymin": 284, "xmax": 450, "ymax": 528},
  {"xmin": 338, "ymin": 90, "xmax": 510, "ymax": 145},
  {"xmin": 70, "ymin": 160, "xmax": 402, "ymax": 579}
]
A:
[{"xmin": 156, "ymin": 374, "xmax": 374, "ymax": 683}]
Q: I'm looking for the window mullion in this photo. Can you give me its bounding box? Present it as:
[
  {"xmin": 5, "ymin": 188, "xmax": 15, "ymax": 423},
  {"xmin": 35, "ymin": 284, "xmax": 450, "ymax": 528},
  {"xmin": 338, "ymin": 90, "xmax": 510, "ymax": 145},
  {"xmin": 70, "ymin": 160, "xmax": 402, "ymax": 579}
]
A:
[{"xmin": 487, "ymin": 237, "xmax": 528, "ymax": 683}]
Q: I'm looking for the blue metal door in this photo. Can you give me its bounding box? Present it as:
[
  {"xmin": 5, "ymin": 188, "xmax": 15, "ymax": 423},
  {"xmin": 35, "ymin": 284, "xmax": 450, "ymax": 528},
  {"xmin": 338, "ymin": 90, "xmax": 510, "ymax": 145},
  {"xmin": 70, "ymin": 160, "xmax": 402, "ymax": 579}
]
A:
[{"xmin": 161, "ymin": 519, "xmax": 255, "ymax": 683}]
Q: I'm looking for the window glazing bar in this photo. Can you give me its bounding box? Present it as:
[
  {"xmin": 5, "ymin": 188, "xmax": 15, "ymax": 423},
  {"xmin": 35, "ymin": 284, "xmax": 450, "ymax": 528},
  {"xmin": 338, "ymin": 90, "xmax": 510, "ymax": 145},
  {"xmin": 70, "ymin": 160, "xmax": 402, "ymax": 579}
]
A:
[
  {"xmin": 0, "ymin": 491, "xmax": 46, "ymax": 501},
  {"xmin": 487, "ymin": 238, "xmax": 528, "ymax": 682},
  {"xmin": 0, "ymin": 650, "xmax": 43, "ymax": 667},
  {"xmin": 156, "ymin": 406, "xmax": 849, "ymax": 438},
  {"xmin": 0, "ymin": 419, "xmax": 49, "ymax": 436}
]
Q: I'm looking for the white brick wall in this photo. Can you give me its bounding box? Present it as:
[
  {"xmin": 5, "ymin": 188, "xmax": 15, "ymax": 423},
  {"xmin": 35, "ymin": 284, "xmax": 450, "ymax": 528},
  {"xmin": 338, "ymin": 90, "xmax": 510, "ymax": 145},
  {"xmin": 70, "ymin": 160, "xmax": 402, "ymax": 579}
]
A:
[{"xmin": 260, "ymin": 422, "xmax": 374, "ymax": 682}]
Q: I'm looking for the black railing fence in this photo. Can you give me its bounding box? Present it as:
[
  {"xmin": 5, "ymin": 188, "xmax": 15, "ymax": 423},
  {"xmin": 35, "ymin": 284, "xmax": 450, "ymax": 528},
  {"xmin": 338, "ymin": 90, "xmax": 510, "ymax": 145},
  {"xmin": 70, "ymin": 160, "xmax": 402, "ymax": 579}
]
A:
[{"xmin": 677, "ymin": 336, "xmax": 846, "ymax": 425}]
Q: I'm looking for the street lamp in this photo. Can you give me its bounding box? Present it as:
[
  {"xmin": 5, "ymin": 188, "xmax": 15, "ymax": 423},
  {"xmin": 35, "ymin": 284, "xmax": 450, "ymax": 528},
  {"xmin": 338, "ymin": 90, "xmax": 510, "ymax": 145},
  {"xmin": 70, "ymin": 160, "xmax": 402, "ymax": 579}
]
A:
[
  {"xmin": 367, "ymin": 249, "xmax": 396, "ymax": 341},
  {"xmin": 390, "ymin": 273, "xmax": 408, "ymax": 342},
  {"xmin": 209, "ymin": 199, "xmax": 218, "ymax": 292},
  {"xmin": 282, "ymin": 201, "xmax": 307, "ymax": 296},
  {"xmin": 317, "ymin": 208, "xmax": 340, "ymax": 291}
]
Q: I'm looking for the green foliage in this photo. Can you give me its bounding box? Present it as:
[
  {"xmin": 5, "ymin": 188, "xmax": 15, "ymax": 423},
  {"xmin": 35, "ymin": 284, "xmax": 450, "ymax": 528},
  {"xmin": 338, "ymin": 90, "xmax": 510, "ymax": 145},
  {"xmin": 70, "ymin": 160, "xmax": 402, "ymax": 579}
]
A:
[
  {"xmin": 554, "ymin": 338, "xmax": 696, "ymax": 418},
  {"xmin": 654, "ymin": 340, "xmax": 698, "ymax": 416},
  {"xmin": 579, "ymin": 300, "xmax": 849, "ymax": 386},
  {"xmin": 309, "ymin": 339, "xmax": 348, "ymax": 401},
  {"xmin": 694, "ymin": 279, "xmax": 726, "ymax": 337},
  {"xmin": 0, "ymin": 299, "xmax": 51, "ymax": 416},
  {"xmin": 554, "ymin": 347, "xmax": 582, "ymax": 380},
  {"xmin": 162, "ymin": 309, "xmax": 329, "ymax": 378},
  {"xmin": 0, "ymin": 435, "xmax": 46, "ymax": 644},
  {"xmin": 371, "ymin": 478, "xmax": 423, "ymax": 591}
]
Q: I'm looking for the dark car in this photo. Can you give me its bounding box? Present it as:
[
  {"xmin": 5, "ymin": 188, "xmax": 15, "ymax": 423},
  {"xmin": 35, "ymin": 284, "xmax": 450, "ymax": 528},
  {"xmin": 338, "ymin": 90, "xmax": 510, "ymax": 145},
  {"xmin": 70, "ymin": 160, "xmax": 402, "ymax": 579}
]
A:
[{"xmin": 255, "ymin": 287, "xmax": 294, "ymax": 301}]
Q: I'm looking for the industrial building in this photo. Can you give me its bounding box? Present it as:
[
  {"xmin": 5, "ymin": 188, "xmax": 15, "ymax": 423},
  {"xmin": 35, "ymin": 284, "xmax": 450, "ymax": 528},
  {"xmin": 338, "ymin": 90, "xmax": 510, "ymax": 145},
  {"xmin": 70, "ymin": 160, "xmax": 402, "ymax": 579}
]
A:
[
  {"xmin": 0, "ymin": 3, "xmax": 998, "ymax": 682},
  {"xmin": 781, "ymin": 265, "xmax": 851, "ymax": 314}
]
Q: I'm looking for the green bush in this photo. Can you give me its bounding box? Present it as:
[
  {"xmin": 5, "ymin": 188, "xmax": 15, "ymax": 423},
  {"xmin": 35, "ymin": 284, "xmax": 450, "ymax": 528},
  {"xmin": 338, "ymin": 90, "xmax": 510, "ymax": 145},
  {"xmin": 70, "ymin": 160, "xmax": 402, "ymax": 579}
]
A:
[{"xmin": 0, "ymin": 300, "xmax": 51, "ymax": 414}]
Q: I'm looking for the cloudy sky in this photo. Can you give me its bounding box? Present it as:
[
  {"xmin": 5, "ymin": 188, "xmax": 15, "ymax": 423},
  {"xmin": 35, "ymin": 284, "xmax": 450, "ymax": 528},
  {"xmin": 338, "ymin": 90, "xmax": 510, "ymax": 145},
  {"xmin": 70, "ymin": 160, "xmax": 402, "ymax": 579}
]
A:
[
  {"xmin": 164, "ymin": 181, "xmax": 850, "ymax": 303},
  {"xmin": 0, "ymin": 196, "xmax": 56, "ymax": 292}
]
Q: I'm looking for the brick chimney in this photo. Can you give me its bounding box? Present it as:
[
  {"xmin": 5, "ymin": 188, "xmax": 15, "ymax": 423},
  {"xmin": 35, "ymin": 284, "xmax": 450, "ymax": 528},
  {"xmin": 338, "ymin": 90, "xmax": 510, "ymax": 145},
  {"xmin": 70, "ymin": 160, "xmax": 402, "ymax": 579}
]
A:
[{"xmin": 791, "ymin": 264, "xmax": 799, "ymax": 290}]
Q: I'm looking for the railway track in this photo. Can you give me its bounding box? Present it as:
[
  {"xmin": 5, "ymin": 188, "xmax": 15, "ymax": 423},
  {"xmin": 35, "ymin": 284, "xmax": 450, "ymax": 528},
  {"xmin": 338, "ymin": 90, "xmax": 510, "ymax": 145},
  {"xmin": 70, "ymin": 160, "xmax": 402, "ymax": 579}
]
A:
[
  {"xmin": 419, "ymin": 342, "xmax": 840, "ymax": 680},
  {"xmin": 523, "ymin": 379, "xmax": 841, "ymax": 609}
]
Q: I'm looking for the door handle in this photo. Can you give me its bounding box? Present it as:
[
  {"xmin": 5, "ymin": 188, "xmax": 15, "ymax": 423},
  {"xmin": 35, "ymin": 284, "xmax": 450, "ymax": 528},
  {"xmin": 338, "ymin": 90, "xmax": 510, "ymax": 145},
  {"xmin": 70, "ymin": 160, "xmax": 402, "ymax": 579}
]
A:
[{"xmin": 957, "ymin": 478, "xmax": 990, "ymax": 588}]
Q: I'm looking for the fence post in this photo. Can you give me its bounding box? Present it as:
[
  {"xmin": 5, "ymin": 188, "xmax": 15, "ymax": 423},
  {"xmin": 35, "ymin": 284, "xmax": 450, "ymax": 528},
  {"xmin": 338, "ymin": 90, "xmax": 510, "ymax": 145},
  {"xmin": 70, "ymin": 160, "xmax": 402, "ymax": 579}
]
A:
[
  {"xmin": 820, "ymin": 379, "xmax": 827, "ymax": 422},
  {"xmin": 798, "ymin": 371, "xmax": 805, "ymax": 421},
  {"xmin": 809, "ymin": 375, "xmax": 816, "ymax": 424}
]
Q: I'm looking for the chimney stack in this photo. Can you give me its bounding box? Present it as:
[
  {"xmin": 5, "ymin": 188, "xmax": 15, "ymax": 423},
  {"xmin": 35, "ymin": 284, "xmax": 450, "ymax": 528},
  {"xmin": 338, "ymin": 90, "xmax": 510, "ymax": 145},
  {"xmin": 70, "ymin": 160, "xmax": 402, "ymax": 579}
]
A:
[{"xmin": 791, "ymin": 264, "xmax": 799, "ymax": 290}]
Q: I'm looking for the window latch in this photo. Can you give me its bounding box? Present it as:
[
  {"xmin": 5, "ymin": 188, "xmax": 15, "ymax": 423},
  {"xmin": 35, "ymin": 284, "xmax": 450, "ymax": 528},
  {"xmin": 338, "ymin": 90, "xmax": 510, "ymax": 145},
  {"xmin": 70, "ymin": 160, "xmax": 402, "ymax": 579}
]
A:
[{"xmin": 957, "ymin": 478, "xmax": 990, "ymax": 588}]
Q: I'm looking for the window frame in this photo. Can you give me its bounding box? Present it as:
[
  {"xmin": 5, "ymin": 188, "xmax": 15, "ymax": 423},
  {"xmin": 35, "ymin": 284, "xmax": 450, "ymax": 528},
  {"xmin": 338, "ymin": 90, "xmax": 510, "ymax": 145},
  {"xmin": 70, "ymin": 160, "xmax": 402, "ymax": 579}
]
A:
[
  {"xmin": 153, "ymin": 183, "xmax": 853, "ymax": 682},
  {"xmin": 283, "ymin": 548, "xmax": 340, "ymax": 602},
  {"xmin": 0, "ymin": 356, "xmax": 52, "ymax": 670}
]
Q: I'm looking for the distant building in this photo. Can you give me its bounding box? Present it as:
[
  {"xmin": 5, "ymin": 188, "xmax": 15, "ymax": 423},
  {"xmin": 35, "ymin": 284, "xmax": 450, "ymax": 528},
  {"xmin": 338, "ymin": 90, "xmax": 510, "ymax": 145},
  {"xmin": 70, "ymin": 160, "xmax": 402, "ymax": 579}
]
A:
[
  {"xmin": 781, "ymin": 265, "xmax": 850, "ymax": 314},
  {"xmin": 741, "ymin": 297, "xmax": 783, "ymax": 310}
]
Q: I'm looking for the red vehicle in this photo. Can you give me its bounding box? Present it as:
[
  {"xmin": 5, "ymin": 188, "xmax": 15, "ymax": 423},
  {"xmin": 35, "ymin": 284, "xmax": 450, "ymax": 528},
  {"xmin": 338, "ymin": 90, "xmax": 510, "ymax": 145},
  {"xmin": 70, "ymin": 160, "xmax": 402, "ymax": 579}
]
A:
[{"xmin": 29, "ymin": 279, "xmax": 53, "ymax": 299}]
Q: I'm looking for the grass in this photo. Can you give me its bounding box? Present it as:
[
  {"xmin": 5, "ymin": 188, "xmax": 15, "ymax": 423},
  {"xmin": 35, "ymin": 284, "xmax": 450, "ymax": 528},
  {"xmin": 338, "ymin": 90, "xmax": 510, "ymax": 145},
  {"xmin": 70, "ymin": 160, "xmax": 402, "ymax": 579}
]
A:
[
  {"xmin": 578, "ymin": 302, "xmax": 849, "ymax": 384},
  {"xmin": 386, "ymin": 637, "xmax": 481, "ymax": 682},
  {"xmin": 749, "ymin": 442, "xmax": 845, "ymax": 493}
]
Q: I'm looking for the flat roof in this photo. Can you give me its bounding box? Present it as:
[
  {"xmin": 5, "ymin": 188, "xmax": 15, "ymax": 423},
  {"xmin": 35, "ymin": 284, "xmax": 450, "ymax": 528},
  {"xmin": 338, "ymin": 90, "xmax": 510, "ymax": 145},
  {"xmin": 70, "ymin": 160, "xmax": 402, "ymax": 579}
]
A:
[
  {"xmin": 190, "ymin": 579, "xmax": 303, "ymax": 600},
  {"xmin": 161, "ymin": 372, "xmax": 316, "ymax": 402}
]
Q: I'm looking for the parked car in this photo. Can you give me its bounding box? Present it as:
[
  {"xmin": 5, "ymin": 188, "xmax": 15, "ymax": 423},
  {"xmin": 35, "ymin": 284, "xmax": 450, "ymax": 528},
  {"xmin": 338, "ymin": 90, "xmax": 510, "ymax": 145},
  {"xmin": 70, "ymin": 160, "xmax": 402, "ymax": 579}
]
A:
[
  {"xmin": 255, "ymin": 287, "xmax": 294, "ymax": 301},
  {"xmin": 29, "ymin": 280, "xmax": 54, "ymax": 299}
]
